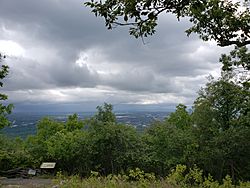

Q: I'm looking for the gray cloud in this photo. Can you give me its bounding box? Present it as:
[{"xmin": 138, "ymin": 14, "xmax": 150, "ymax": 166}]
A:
[
  {"xmin": 0, "ymin": 0, "xmax": 232, "ymax": 108},
  {"xmin": 101, "ymin": 68, "xmax": 180, "ymax": 93}
]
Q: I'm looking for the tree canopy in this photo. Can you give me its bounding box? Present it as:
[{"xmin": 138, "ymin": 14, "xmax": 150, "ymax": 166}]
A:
[
  {"xmin": 0, "ymin": 53, "xmax": 13, "ymax": 129},
  {"xmin": 85, "ymin": 0, "xmax": 250, "ymax": 47}
]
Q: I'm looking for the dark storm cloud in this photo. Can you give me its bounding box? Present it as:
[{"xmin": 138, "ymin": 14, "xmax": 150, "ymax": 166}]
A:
[
  {"xmin": 49, "ymin": 61, "xmax": 100, "ymax": 88},
  {"xmin": 3, "ymin": 55, "xmax": 100, "ymax": 91},
  {"xmin": 102, "ymin": 68, "xmax": 180, "ymax": 93},
  {"xmin": 0, "ymin": 0, "xmax": 129, "ymax": 48},
  {"xmin": 4, "ymin": 57, "xmax": 52, "ymax": 90}
]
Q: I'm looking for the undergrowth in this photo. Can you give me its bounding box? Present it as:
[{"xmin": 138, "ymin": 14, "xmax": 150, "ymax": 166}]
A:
[{"xmin": 53, "ymin": 165, "xmax": 250, "ymax": 188}]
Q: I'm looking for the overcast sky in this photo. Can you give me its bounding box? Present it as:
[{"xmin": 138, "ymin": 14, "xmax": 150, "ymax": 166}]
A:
[{"xmin": 0, "ymin": 0, "xmax": 232, "ymax": 112}]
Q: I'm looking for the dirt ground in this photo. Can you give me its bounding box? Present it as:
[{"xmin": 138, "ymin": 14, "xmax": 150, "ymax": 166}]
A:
[{"xmin": 0, "ymin": 177, "xmax": 53, "ymax": 188}]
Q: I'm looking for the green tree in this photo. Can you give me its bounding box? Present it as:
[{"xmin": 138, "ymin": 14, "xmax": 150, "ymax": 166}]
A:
[
  {"xmin": 192, "ymin": 73, "xmax": 250, "ymax": 181},
  {"xmin": 85, "ymin": 0, "xmax": 250, "ymax": 47},
  {"xmin": 166, "ymin": 104, "xmax": 192, "ymax": 129},
  {"xmin": 186, "ymin": 0, "xmax": 250, "ymax": 47},
  {"xmin": 143, "ymin": 104, "xmax": 194, "ymax": 176},
  {"xmin": 143, "ymin": 120, "xmax": 196, "ymax": 176},
  {"xmin": 190, "ymin": 46, "xmax": 250, "ymax": 182},
  {"xmin": 86, "ymin": 103, "xmax": 143, "ymax": 175},
  {"xmin": 45, "ymin": 115, "xmax": 89, "ymax": 175},
  {"xmin": 94, "ymin": 102, "xmax": 117, "ymax": 124},
  {"xmin": 0, "ymin": 53, "xmax": 13, "ymax": 129},
  {"xmin": 0, "ymin": 136, "xmax": 32, "ymax": 171},
  {"xmin": 88, "ymin": 122, "xmax": 142, "ymax": 175},
  {"xmin": 220, "ymin": 46, "xmax": 250, "ymax": 88},
  {"xmin": 25, "ymin": 104, "xmax": 143, "ymax": 176},
  {"xmin": 26, "ymin": 115, "xmax": 91, "ymax": 174},
  {"xmin": 65, "ymin": 113, "xmax": 84, "ymax": 131},
  {"xmin": 194, "ymin": 76, "xmax": 248, "ymax": 130},
  {"xmin": 25, "ymin": 118, "xmax": 65, "ymax": 165},
  {"xmin": 46, "ymin": 130, "xmax": 91, "ymax": 175}
]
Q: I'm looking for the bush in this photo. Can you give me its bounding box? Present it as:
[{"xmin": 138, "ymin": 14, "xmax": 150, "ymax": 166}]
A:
[{"xmin": 0, "ymin": 135, "xmax": 31, "ymax": 171}]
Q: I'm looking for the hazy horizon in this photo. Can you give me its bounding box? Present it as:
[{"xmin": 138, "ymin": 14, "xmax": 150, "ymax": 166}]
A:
[{"xmin": 10, "ymin": 103, "xmax": 177, "ymax": 113}]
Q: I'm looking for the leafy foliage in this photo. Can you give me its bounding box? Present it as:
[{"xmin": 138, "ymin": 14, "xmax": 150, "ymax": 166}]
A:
[
  {"xmin": 186, "ymin": 0, "xmax": 250, "ymax": 47},
  {"xmin": 220, "ymin": 46, "xmax": 250, "ymax": 88},
  {"xmin": 166, "ymin": 104, "xmax": 192, "ymax": 129},
  {"xmin": 143, "ymin": 119, "xmax": 196, "ymax": 176},
  {"xmin": 192, "ymin": 72, "xmax": 250, "ymax": 181},
  {"xmin": 94, "ymin": 102, "xmax": 117, "ymax": 124},
  {"xmin": 24, "ymin": 106, "xmax": 143, "ymax": 176},
  {"xmin": 0, "ymin": 53, "xmax": 13, "ymax": 129},
  {"xmin": 46, "ymin": 130, "xmax": 90, "ymax": 174},
  {"xmin": 166, "ymin": 165, "xmax": 238, "ymax": 188},
  {"xmin": 85, "ymin": 0, "xmax": 250, "ymax": 46},
  {"xmin": 25, "ymin": 117, "xmax": 65, "ymax": 165},
  {"xmin": 53, "ymin": 165, "xmax": 250, "ymax": 188},
  {"xmin": 84, "ymin": 104, "xmax": 143, "ymax": 175},
  {"xmin": 0, "ymin": 135, "xmax": 31, "ymax": 171}
]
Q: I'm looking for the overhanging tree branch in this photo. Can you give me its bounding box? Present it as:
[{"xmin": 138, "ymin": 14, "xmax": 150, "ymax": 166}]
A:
[{"xmin": 85, "ymin": 0, "xmax": 250, "ymax": 47}]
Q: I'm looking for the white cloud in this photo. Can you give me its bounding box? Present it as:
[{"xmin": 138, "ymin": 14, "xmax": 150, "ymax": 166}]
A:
[{"xmin": 0, "ymin": 40, "xmax": 25, "ymax": 57}]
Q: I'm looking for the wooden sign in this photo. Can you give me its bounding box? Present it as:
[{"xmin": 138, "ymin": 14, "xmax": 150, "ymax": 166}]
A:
[{"xmin": 40, "ymin": 162, "xmax": 56, "ymax": 169}]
